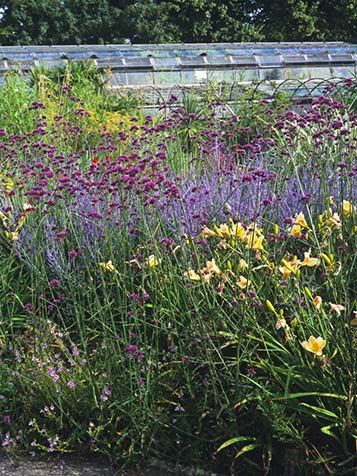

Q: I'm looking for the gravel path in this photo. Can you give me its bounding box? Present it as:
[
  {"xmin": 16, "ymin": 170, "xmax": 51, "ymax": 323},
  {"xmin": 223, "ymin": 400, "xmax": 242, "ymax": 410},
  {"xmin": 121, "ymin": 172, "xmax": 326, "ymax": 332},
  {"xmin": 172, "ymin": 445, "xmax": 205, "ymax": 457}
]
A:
[{"xmin": 0, "ymin": 453, "xmax": 225, "ymax": 476}]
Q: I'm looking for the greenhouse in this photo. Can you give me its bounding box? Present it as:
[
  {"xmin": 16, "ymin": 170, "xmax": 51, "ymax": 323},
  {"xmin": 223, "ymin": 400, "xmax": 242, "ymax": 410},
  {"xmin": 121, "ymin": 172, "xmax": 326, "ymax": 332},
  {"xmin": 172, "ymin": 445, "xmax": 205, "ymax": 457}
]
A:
[{"xmin": 1, "ymin": 42, "xmax": 356, "ymax": 87}]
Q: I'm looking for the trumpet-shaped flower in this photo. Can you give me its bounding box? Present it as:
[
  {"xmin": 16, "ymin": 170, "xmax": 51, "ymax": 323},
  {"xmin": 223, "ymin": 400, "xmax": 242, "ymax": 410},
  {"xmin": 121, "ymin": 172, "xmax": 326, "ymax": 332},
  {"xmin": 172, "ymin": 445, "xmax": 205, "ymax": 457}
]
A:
[
  {"xmin": 342, "ymin": 200, "xmax": 354, "ymax": 217},
  {"xmin": 327, "ymin": 212, "xmax": 341, "ymax": 228},
  {"xmin": 147, "ymin": 255, "xmax": 161, "ymax": 268},
  {"xmin": 301, "ymin": 250, "xmax": 320, "ymax": 267},
  {"xmin": 201, "ymin": 226, "xmax": 216, "ymax": 237},
  {"xmin": 100, "ymin": 260, "xmax": 116, "ymax": 272},
  {"xmin": 230, "ymin": 222, "xmax": 245, "ymax": 239},
  {"xmin": 289, "ymin": 224, "xmax": 302, "ymax": 238},
  {"xmin": 237, "ymin": 275, "xmax": 250, "ymax": 289},
  {"xmin": 301, "ymin": 336, "xmax": 326, "ymax": 356},
  {"xmin": 205, "ymin": 259, "xmax": 221, "ymax": 275},
  {"xmin": 329, "ymin": 303, "xmax": 345, "ymax": 316},
  {"xmin": 295, "ymin": 212, "xmax": 309, "ymax": 229},
  {"xmin": 239, "ymin": 258, "xmax": 248, "ymax": 272},
  {"xmin": 312, "ymin": 296, "xmax": 322, "ymax": 310},
  {"xmin": 184, "ymin": 269, "xmax": 201, "ymax": 281},
  {"xmin": 217, "ymin": 224, "xmax": 231, "ymax": 239}
]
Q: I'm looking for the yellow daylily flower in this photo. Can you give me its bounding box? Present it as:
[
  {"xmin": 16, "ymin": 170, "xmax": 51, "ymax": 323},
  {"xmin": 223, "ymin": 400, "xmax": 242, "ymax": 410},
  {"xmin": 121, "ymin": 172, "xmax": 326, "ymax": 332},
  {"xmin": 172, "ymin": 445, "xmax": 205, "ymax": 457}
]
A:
[
  {"xmin": 289, "ymin": 224, "xmax": 303, "ymax": 238},
  {"xmin": 217, "ymin": 224, "xmax": 231, "ymax": 239},
  {"xmin": 245, "ymin": 232, "xmax": 264, "ymax": 251},
  {"xmin": 301, "ymin": 250, "xmax": 320, "ymax": 267},
  {"xmin": 184, "ymin": 269, "xmax": 201, "ymax": 281},
  {"xmin": 278, "ymin": 265, "xmax": 292, "ymax": 278},
  {"xmin": 204, "ymin": 259, "xmax": 221, "ymax": 275},
  {"xmin": 239, "ymin": 258, "xmax": 248, "ymax": 272},
  {"xmin": 342, "ymin": 200, "xmax": 354, "ymax": 217},
  {"xmin": 294, "ymin": 212, "xmax": 309, "ymax": 229},
  {"xmin": 100, "ymin": 260, "xmax": 116, "ymax": 272},
  {"xmin": 147, "ymin": 254, "xmax": 161, "ymax": 268},
  {"xmin": 201, "ymin": 226, "xmax": 216, "ymax": 237},
  {"xmin": 237, "ymin": 275, "xmax": 250, "ymax": 289},
  {"xmin": 230, "ymin": 222, "xmax": 245, "ymax": 239},
  {"xmin": 327, "ymin": 212, "xmax": 342, "ymax": 228},
  {"xmin": 301, "ymin": 336, "xmax": 326, "ymax": 356}
]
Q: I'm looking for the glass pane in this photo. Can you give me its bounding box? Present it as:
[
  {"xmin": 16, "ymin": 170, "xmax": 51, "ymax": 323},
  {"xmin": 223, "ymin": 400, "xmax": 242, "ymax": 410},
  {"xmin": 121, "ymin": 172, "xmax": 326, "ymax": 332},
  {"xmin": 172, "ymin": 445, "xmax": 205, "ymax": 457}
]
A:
[
  {"xmin": 1, "ymin": 52, "xmax": 34, "ymax": 60},
  {"xmin": 228, "ymin": 48, "xmax": 253, "ymax": 55},
  {"xmin": 96, "ymin": 58, "xmax": 126, "ymax": 68},
  {"xmin": 126, "ymin": 71, "xmax": 153, "ymax": 85},
  {"xmin": 230, "ymin": 55, "xmax": 257, "ymax": 66},
  {"xmin": 111, "ymin": 71, "xmax": 127, "ymax": 86},
  {"xmin": 7, "ymin": 60, "xmax": 36, "ymax": 69},
  {"xmin": 179, "ymin": 56, "xmax": 206, "ymax": 67},
  {"xmin": 121, "ymin": 50, "xmax": 147, "ymax": 57},
  {"xmin": 305, "ymin": 53, "xmax": 330, "ymax": 63},
  {"xmin": 174, "ymin": 49, "xmax": 197, "ymax": 57},
  {"xmin": 308, "ymin": 66, "xmax": 332, "ymax": 78},
  {"xmin": 124, "ymin": 57, "xmax": 153, "ymax": 68},
  {"xmin": 283, "ymin": 55, "xmax": 306, "ymax": 64},
  {"xmin": 181, "ymin": 69, "xmax": 207, "ymax": 83},
  {"xmin": 329, "ymin": 54, "xmax": 354, "ymax": 63},
  {"xmin": 255, "ymin": 48, "xmax": 279, "ymax": 55},
  {"xmin": 233, "ymin": 68, "xmax": 259, "ymax": 81},
  {"xmin": 153, "ymin": 71, "xmax": 182, "ymax": 85},
  {"xmin": 206, "ymin": 55, "xmax": 232, "ymax": 65},
  {"xmin": 36, "ymin": 59, "xmax": 67, "ymax": 67},
  {"xmin": 258, "ymin": 55, "xmax": 282, "ymax": 66},
  {"xmin": 62, "ymin": 51, "xmax": 88, "ymax": 60},
  {"xmin": 331, "ymin": 66, "xmax": 355, "ymax": 77},
  {"xmin": 259, "ymin": 68, "xmax": 283, "ymax": 80},
  {"xmin": 207, "ymin": 69, "xmax": 234, "ymax": 82},
  {"xmin": 285, "ymin": 67, "xmax": 310, "ymax": 80},
  {"xmin": 152, "ymin": 57, "xmax": 180, "ymax": 70}
]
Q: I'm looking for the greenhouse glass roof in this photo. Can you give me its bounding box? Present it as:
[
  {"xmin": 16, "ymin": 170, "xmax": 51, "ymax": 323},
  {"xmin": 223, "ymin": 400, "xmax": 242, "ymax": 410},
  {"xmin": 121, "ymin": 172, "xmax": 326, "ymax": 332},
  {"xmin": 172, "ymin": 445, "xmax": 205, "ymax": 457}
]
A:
[{"xmin": 0, "ymin": 42, "xmax": 356, "ymax": 88}]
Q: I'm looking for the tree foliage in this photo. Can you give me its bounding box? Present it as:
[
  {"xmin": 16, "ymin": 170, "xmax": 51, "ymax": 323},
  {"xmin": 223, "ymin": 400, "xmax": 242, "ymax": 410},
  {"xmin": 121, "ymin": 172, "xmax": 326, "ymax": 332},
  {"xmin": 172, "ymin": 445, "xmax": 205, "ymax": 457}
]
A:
[{"xmin": 0, "ymin": 0, "xmax": 356, "ymax": 45}]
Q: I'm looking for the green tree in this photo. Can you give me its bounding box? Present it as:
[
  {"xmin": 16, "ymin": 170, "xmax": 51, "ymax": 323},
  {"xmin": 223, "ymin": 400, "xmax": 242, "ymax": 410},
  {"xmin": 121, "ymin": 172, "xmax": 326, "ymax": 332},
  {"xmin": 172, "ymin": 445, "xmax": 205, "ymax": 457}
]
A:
[
  {"xmin": 0, "ymin": 0, "xmax": 132, "ymax": 45},
  {"xmin": 252, "ymin": 0, "xmax": 357, "ymax": 42},
  {"xmin": 130, "ymin": 0, "xmax": 263, "ymax": 43}
]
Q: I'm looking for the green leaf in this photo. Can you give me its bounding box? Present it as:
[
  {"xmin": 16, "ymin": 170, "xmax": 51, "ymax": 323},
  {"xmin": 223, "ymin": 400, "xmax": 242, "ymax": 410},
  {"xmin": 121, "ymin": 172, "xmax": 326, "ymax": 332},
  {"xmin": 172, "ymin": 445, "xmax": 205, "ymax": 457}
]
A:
[
  {"xmin": 235, "ymin": 443, "xmax": 261, "ymax": 459},
  {"xmin": 272, "ymin": 392, "xmax": 347, "ymax": 401},
  {"xmin": 299, "ymin": 403, "xmax": 339, "ymax": 420},
  {"xmin": 215, "ymin": 436, "xmax": 256, "ymax": 454}
]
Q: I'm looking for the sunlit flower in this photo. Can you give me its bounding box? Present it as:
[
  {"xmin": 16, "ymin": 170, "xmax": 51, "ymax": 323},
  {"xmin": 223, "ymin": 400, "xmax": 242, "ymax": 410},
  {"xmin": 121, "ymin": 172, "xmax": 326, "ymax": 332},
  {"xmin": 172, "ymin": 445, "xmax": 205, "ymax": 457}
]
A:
[
  {"xmin": 312, "ymin": 296, "xmax": 322, "ymax": 310},
  {"xmin": 147, "ymin": 254, "xmax": 161, "ymax": 268},
  {"xmin": 301, "ymin": 336, "xmax": 326, "ymax": 356},
  {"xmin": 275, "ymin": 318, "xmax": 288, "ymax": 330},
  {"xmin": 329, "ymin": 303, "xmax": 345, "ymax": 316},
  {"xmin": 184, "ymin": 269, "xmax": 201, "ymax": 281},
  {"xmin": 239, "ymin": 258, "xmax": 248, "ymax": 271},
  {"xmin": 201, "ymin": 226, "xmax": 216, "ymax": 237},
  {"xmin": 280, "ymin": 257, "xmax": 301, "ymax": 275},
  {"xmin": 342, "ymin": 200, "xmax": 354, "ymax": 216},
  {"xmin": 230, "ymin": 222, "xmax": 245, "ymax": 239},
  {"xmin": 237, "ymin": 275, "xmax": 250, "ymax": 289},
  {"xmin": 217, "ymin": 224, "xmax": 231, "ymax": 239},
  {"xmin": 205, "ymin": 259, "xmax": 221, "ymax": 275},
  {"xmin": 327, "ymin": 212, "xmax": 341, "ymax": 228},
  {"xmin": 294, "ymin": 212, "xmax": 309, "ymax": 229},
  {"xmin": 289, "ymin": 224, "xmax": 302, "ymax": 238},
  {"xmin": 245, "ymin": 233, "xmax": 264, "ymax": 251},
  {"xmin": 100, "ymin": 260, "xmax": 116, "ymax": 272},
  {"xmin": 278, "ymin": 265, "xmax": 292, "ymax": 278},
  {"xmin": 301, "ymin": 250, "xmax": 320, "ymax": 267}
]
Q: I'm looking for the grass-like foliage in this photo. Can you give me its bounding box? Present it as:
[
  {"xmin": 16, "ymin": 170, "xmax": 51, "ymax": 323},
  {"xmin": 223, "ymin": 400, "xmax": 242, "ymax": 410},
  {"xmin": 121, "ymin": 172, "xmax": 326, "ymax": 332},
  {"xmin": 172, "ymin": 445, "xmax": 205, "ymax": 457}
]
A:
[{"xmin": 0, "ymin": 68, "xmax": 356, "ymax": 475}]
